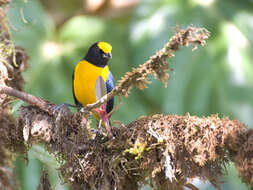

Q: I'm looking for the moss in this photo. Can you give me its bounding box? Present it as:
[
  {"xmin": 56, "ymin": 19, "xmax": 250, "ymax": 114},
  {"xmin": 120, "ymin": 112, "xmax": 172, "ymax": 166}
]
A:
[{"xmin": 0, "ymin": 4, "xmax": 27, "ymax": 190}]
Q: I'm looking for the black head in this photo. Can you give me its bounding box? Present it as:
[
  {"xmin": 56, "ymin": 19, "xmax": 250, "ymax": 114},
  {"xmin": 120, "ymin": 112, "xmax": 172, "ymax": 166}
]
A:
[{"xmin": 84, "ymin": 42, "xmax": 112, "ymax": 67}]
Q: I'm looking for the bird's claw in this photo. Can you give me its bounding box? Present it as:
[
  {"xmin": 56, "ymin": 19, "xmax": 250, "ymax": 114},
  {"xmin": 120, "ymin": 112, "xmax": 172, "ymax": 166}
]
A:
[
  {"xmin": 94, "ymin": 106, "xmax": 113, "ymax": 139},
  {"xmin": 52, "ymin": 103, "xmax": 67, "ymax": 114},
  {"xmin": 53, "ymin": 103, "xmax": 79, "ymax": 114},
  {"xmin": 80, "ymin": 107, "xmax": 85, "ymax": 113}
]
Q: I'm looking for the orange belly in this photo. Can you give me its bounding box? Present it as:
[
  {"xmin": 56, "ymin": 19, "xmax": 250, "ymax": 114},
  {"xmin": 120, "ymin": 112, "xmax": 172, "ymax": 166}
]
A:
[{"xmin": 73, "ymin": 60, "xmax": 109, "ymax": 106}]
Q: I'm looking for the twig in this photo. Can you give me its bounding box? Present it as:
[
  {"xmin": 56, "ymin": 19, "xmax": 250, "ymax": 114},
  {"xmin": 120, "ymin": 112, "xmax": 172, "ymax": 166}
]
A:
[
  {"xmin": 0, "ymin": 85, "xmax": 53, "ymax": 114},
  {"xmin": 0, "ymin": 26, "xmax": 209, "ymax": 115},
  {"xmin": 85, "ymin": 26, "xmax": 210, "ymax": 111}
]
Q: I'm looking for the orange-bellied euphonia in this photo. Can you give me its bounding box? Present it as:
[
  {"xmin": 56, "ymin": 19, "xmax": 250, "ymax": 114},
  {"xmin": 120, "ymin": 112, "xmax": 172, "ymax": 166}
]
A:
[{"xmin": 72, "ymin": 41, "xmax": 114, "ymax": 138}]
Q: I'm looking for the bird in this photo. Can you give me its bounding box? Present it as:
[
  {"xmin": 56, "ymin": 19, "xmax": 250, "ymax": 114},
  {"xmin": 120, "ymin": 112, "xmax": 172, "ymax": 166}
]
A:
[{"xmin": 72, "ymin": 41, "xmax": 114, "ymax": 138}]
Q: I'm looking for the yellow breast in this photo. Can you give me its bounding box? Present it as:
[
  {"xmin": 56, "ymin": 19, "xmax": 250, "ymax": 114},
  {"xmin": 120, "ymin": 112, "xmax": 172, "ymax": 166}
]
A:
[{"xmin": 73, "ymin": 60, "xmax": 109, "ymax": 106}]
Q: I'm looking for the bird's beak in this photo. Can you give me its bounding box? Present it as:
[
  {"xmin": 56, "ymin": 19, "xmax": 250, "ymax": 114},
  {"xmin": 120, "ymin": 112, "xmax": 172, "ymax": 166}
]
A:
[{"xmin": 103, "ymin": 53, "xmax": 112, "ymax": 59}]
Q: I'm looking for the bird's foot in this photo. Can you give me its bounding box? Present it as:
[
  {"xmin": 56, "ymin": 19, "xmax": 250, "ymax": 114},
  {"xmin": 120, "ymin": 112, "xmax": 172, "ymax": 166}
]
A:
[
  {"xmin": 94, "ymin": 105, "xmax": 113, "ymax": 139},
  {"xmin": 53, "ymin": 103, "xmax": 69, "ymax": 114},
  {"xmin": 53, "ymin": 103, "xmax": 80, "ymax": 114},
  {"xmin": 80, "ymin": 107, "xmax": 85, "ymax": 113}
]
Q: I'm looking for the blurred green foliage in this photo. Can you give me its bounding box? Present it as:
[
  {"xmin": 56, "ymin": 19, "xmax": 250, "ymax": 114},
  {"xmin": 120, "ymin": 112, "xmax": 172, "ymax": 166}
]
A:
[{"xmin": 7, "ymin": 0, "xmax": 253, "ymax": 189}]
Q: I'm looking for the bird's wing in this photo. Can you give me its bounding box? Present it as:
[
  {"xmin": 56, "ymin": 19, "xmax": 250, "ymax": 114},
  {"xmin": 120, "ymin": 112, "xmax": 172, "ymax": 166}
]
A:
[
  {"xmin": 72, "ymin": 70, "xmax": 82, "ymax": 107},
  {"xmin": 105, "ymin": 70, "xmax": 114, "ymax": 113},
  {"xmin": 95, "ymin": 75, "xmax": 107, "ymax": 101}
]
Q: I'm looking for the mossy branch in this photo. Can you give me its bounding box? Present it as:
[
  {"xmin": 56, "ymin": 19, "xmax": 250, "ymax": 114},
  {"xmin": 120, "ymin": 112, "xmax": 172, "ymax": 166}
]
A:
[
  {"xmin": 85, "ymin": 26, "xmax": 209, "ymax": 111},
  {"xmin": 17, "ymin": 107, "xmax": 253, "ymax": 190},
  {"xmin": 0, "ymin": 26, "xmax": 209, "ymax": 115}
]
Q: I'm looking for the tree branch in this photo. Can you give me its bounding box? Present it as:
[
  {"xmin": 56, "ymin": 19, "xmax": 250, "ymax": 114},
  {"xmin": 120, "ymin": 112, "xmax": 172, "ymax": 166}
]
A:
[
  {"xmin": 0, "ymin": 85, "xmax": 52, "ymax": 114},
  {"xmin": 18, "ymin": 107, "xmax": 253, "ymax": 190},
  {"xmin": 0, "ymin": 26, "xmax": 210, "ymax": 115},
  {"xmin": 85, "ymin": 26, "xmax": 209, "ymax": 110}
]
